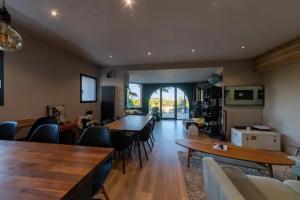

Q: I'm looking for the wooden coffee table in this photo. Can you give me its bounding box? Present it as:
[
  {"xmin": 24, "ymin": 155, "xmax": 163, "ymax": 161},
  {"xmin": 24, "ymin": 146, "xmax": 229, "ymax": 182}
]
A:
[{"xmin": 176, "ymin": 139, "xmax": 295, "ymax": 177}]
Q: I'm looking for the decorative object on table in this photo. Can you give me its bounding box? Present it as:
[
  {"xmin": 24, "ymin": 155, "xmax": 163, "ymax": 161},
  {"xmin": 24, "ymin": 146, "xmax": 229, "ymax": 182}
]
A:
[
  {"xmin": 76, "ymin": 111, "xmax": 97, "ymax": 130},
  {"xmin": 231, "ymin": 128, "xmax": 281, "ymax": 151},
  {"xmin": 212, "ymin": 143, "xmax": 228, "ymax": 151},
  {"xmin": 188, "ymin": 124, "xmax": 199, "ymax": 136},
  {"xmin": 47, "ymin": 105, "xmax": 67, "ymax": 124},
  {"xmin": 224, "ymin": 85, "xmax": 264, "ymax": 106},
  {"xmin": 0, "ymin": 0, "xmax": 22, "ymax": 51}
]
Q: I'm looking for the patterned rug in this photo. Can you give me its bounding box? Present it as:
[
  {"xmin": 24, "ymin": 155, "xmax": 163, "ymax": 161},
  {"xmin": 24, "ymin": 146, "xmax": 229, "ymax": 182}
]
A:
[{"xmin": 178, "ymin": 151, "xmax": 297, "ymax": 200}]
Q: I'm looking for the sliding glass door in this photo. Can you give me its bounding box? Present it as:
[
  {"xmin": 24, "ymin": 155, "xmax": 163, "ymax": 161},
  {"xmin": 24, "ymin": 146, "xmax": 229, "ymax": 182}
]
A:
[
  {"xmin": 149, "ymin": 87, "xmax": 189, "ymax": 119},
  {"xmin": 161, "ymin": 87, "xmax": 175, "ymax": 119}
]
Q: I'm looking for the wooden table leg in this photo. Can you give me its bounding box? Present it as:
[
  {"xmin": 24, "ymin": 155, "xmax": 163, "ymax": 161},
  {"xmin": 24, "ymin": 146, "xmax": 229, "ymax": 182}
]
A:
[
  {"xmin": 268, "ymin": 164, "xmax": 274, "ymax": 178},
  {"xmin": 187, "ymin": 148, "xmax": 191, "ymax": 168},
  {"xmin": 136, "ymin": 133, "xmax": 143, "ymax": 169}
]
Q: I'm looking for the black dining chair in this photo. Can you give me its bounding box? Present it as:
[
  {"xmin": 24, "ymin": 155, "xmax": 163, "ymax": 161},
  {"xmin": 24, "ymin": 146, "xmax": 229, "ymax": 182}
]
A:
[
  {"xmin": 77, "ymin": 126, "xmax": 112, "ymax": 200},
  {"xmin": 29, "ymin": 124, "xmax": 59, "ymax": 144},
  {"xmin": 0, "ymin": 121, "xmax": 18, "ymax": 140},
  {"xmin": 149, "ymin": 117, "xmax": 156, "ymax": 147},
  {"xmin": 111, "ymin": 132, "xmax": 133, "ymax": 174},
  {"xmin": 133, "ymin": 122, "xmax": 153, "ymax": 161},
  {"xmin": 18, "ymin": 116, "xmax": 58, "ymax": 141}
]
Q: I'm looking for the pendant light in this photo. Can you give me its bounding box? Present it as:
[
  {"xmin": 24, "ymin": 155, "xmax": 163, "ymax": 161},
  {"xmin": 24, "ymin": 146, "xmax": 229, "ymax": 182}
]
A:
[{"xmin": 0, "ymin": 0, "xmax": 22, "ymax": 51}]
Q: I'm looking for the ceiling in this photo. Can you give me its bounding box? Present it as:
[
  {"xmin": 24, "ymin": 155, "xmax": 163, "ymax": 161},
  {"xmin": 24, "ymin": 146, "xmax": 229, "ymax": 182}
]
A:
[
  {"xmin": 7, "ymin": 0, "xmax": 300, "ymax": 66},
  {"xmin": 129, "ymin": 67, "xmax": 222, "ymax": 83}
]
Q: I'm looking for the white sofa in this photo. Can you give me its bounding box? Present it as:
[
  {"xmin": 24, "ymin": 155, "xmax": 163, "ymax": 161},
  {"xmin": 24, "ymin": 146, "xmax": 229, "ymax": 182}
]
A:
[{"xmin": 202, "ymin": 157, "xmax": 300, "ymax": 200}]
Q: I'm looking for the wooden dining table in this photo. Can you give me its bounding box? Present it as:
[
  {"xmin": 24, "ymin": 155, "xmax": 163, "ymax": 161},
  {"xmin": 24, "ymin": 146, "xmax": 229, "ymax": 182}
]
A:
[
  {"xmin": 0, "ymin": 140, "xmax": 113, "ymax": 200},
  {"xmin": 105, "ymin": 115, "xmax": 153, "ymax": 168}
]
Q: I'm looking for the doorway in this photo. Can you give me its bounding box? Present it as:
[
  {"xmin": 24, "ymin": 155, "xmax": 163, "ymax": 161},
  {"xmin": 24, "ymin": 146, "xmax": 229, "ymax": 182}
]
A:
[{"xmin": 149, "ymin": 87, "xmax": 189, "ymax": 119}]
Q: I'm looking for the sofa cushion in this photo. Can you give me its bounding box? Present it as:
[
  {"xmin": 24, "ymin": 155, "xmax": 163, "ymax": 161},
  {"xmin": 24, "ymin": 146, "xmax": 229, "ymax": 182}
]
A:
[
  {"xmin": 283, "ymin": 180, "xmax": 300, "ymax": 195},
  {"xmin": 222, "ymin": 166, "xmax": 267, "ymax": 200},
  {"xmin": 247, "ymin": 175, "xmax": 300, "ymax": 200}
]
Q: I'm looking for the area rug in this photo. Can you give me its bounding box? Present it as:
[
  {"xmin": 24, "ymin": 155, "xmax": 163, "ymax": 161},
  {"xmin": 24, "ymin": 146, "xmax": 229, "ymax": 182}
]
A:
[{"xmin": 178, "ymin": 151, "xmax": 297, "ymax": 200}]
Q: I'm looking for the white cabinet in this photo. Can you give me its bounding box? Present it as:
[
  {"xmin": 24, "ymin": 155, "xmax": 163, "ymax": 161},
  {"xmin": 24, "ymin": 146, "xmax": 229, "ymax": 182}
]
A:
[{"xmin": 231, "ymin": 128, "xmax": 281, "ymax": 151}]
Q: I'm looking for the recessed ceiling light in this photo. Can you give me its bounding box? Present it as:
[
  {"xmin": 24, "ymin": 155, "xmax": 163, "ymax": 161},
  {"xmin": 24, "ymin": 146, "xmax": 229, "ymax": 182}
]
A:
[
  {"xmin": 192, "ymin": 49, "xmax": 196, "ymax": 53},
  {"xmin": 147, "ymin": 51, "xmax": 152, "ymax": 56},
  {"xmin": 109, "ymin": 55, "xmax": 113, "ymax": 59},
  {"xmin": 50, "ymin": 9, "xmax": 59, "ymax": 17},
  {"xmin": 241, "ymin": 46, "xmax": 245, "ymax": 49},
  {"xmin": 124, "ymin": 0, "xmax": 135, "ymax": 8}
]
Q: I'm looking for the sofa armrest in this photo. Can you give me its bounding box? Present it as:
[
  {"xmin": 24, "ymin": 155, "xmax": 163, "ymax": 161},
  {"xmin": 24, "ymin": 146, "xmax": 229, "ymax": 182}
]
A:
[{"xmin": 202, "ymin": 157, "xmax": 245, "ymax": 200}]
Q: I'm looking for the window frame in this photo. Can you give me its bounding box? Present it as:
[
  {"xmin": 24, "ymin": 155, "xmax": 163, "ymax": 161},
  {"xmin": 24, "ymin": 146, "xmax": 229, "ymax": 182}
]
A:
[
  {"xmin": 127, "ymin": 83, "xmax": 143, "ymax": 109},
  {"xmin": 80, "ymin": 74, "xmax": 98, "ymax": 103}
]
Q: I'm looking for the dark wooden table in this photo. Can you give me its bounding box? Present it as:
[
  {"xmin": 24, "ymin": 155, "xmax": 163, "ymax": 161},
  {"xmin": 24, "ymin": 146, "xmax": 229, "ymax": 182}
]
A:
[
  {"xmin": 0, "ymin": 141, "xmax": 113, "ymax": 200},
  {"xmin": 105, "ymin": 115, "xmax": 153, "ymax": 168}
]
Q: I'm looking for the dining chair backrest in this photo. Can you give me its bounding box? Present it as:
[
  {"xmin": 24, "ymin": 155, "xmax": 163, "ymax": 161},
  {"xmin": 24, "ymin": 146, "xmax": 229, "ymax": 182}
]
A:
[
  {"xmin": 0, "ymin": 121, "xmax": 18, "ymax": 140},
  {"xmin": 27, "ymin": 117, "xmax": 58, "ymax": 140},
  {"xmin": 139, "ymin": 122, "xmax": 153, "ymax": 142},
  {"xmin": 151, "ymin": 117, "xmax": 156, "ymax": 132},
  {"xmin": 77, "ymin": 126, "xmax": 111, "ymax": 148},
  {"xmin": 29, "ymin": 124, "xmax": 59, "ymax": 144},
  {"xmin": 77, "ymin": 125, "xmax": 112, "ymax": 195}
]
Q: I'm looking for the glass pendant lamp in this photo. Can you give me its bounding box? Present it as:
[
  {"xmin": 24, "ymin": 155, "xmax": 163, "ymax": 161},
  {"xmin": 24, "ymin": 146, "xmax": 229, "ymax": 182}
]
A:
[{"xmin": 0, "ymin": 0, "xmax": 22, "ymax": 51}]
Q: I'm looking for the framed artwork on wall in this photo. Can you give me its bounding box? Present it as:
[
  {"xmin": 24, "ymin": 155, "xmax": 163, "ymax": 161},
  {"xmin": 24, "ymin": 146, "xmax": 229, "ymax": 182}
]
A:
[
  {"xmin": 224, "ymin": 85, "xmax": 264, "ymax": 106},
  {"xmin": 47, "ymin": 105, "xmax": 67, "ymax": 123}
]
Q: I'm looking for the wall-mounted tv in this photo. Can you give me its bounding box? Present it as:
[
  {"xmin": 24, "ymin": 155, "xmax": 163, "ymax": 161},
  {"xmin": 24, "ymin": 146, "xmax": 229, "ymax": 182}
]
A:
[{"xmin": 224, "ymin": 85, "xmax": 264, "ymax": 106}]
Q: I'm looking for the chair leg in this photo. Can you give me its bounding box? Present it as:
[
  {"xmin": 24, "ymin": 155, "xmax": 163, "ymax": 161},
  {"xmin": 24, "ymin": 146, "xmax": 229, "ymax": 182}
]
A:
[
  {"xmin": 147, "ymin": 140, "xmax": 152, "ymax": 152},
  {"xmin": 149, "ymin": 135, "xmax": 154, "ymax": 147},
  {"xmin": 133, "ymin": 141, "xmax": 137, "ymax": 151},
  {"xmin": 128, "ymin": 148, "xmax": 132, "ymax": 160},
  {"xmin": 101, "ymin": 186, "xmax": 110, "ymax": 200},
  {"xmin": 142, "ymin": 142, "xmax": 148, "ymax": 161},
  {"xmin": 151, "ymin": 132, "xmax": 155, "ymax": 142},
  {"xmin": 122, "ymin": 150, "xmax": 126, "ymax": 174}
]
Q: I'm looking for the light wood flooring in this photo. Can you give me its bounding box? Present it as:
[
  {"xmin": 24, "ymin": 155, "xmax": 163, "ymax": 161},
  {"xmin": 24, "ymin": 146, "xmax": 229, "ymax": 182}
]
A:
[{"xmin": 103, "ymin": 120, "xmax": 190, "ymax": 200}]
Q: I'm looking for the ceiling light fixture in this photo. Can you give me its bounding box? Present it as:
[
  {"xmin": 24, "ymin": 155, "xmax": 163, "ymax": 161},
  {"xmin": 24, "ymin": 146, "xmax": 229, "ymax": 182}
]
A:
[
  {"xmin": 147, "ymin": 51, "xmax": 152, "ymax": 56},
  {"xmin": 109, "ymin": 55, "xmax": 113, "ymax": 59},
  {"xmin": 241, "ymin": 46, "xmax": 245, "ymax": 49},
  {"xmin": 50, "ymin": 9, "xmax": 59, "ymax": 17},
  {"xmin": 124, "ymin": 0, "xmax": 135, "ymax": 9},
  {"xmin": 0, "ymin": 0, "xmax": 22, "ymax": 51},
  {"xmin": 192, "ymin": 49, "xmax": 196, "ymax": 53}
]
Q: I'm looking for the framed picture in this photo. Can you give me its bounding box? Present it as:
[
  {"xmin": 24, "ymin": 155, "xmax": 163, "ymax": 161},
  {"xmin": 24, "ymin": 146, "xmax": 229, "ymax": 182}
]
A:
[
  {"xmin": 224, "ymin": 85, "xmax": 264, "ymax": 106},
  {"xmin": 47, "ymin": 105, "xmax": 67, "ymax": 123}
]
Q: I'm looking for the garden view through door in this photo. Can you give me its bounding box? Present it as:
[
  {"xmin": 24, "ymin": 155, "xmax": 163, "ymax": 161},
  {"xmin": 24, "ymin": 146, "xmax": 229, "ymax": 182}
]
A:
[
  {"xmin": 149, "ymin": 87, "xmax": 189, "ymax": 119},
  {"xmin": 162, "ymin": 87, "xmax": 175, "ymax": 118}
]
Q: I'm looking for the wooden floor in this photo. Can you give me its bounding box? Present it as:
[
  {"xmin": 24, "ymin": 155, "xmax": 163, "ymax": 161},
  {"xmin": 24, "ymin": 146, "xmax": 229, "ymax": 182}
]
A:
[{"xmin": 102, "ymin": 120, "xmax": 190, "ymax": 200}]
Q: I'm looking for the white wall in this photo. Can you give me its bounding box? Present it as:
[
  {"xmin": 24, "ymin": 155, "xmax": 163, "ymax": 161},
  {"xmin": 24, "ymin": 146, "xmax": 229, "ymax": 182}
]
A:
[
  {"xmin": 263, "ymin": 62, "xmax": 300, "ymax": 154},
  {"xmin": 223, "ymin": 62, "xmax": 264, "ymax": 136},
  {"xmin": 0, "ymin": 26, "xmax": 101, "ymax": 122},
  {"xmin": 100, "ymin": 66, "xmax": 129, "ymax": 118}
]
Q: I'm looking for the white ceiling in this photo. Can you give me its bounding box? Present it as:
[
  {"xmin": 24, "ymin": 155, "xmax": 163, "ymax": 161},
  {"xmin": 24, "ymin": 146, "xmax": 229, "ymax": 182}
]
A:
[
  {"xmin": 129, "ymin": 67, "xmax": 222, "ymax": 83},
  {"xmin": 7, "ymin": 0, "xmax": 300, "ymax": 66}
]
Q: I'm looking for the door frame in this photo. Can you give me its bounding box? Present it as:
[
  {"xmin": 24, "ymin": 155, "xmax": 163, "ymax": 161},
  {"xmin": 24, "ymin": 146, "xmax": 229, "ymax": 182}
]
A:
[{"xmin": 159, "ymin": 86, "xmax": 190, "ymax": 120}]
